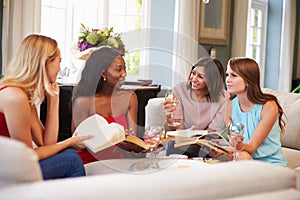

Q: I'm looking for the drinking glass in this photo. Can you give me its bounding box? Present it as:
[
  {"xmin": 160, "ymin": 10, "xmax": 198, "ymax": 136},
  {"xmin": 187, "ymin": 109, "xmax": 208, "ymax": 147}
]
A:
[
  {"xmin": 165, "ymin": 92, "xmax": 181, "ymax": 128},
  {"xmin": 144, "ymin": 126, "xmax": 164, "ymax": 158},
  {"xmin": 129, "ymin": 126, "xmax": 164, "ymax": 172},
  {"xmin": 227, "ymin": 122, "xmax": 245, "ymax": 161}
]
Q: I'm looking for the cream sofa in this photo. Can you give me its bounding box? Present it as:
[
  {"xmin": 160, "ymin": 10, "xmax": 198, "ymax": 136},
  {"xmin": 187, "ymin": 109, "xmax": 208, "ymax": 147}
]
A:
[
  {"xmin": 145, "ymin": 88, "xmax": 300, "ymax": 169},
  {"xmin": 0, "ymin": 136, "xmax": 300, "ymax": 200},
  {"xmin": 1, "ymin": 88, "xmax": 300, "ymax": 199}
]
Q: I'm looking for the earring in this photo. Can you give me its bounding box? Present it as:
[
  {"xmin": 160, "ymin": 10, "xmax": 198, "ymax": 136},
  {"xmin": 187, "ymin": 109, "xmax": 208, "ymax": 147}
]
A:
[{"xmin": 103, "ymin": 77, "xmax": 106, "ymax": 81}]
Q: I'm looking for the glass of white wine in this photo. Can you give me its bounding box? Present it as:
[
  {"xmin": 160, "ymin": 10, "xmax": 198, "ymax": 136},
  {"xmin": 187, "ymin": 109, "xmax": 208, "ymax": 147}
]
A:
[{"xmin": 165, "ymin": 92, "xmax": 181, "ymax": 128}]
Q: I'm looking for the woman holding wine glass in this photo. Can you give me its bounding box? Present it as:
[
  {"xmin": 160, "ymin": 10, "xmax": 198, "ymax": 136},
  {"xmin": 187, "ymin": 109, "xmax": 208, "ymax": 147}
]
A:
[
  {"xmin": 224, "ymin": 57, "xmax": 287, "ymax": 166},
  {"xmin": 164, "ymin": 57, "xmax": 228, "ymax": 132}
]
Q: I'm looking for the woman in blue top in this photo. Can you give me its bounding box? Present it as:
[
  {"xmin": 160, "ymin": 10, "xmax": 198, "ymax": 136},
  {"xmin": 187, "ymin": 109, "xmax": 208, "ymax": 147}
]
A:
[{"xmin": 225, "ymin": 57, "xmax": 287, "ymax": 166}]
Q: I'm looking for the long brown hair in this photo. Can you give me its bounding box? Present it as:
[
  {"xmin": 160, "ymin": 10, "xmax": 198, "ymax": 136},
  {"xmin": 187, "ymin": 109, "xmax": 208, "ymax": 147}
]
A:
[
  {"xmin": 228, "ymin": 57, "xmax": 285, "ymax": 133},
  {"xmin": 187, "ymin": 57, "xmax": 224, "ymax": 102}
]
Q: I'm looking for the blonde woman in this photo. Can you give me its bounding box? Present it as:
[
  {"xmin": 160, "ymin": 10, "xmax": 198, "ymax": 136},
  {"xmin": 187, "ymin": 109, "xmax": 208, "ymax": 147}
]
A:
[{"xmin": 0, "ymin": 34, "xmax": 92, "ymax": 179}]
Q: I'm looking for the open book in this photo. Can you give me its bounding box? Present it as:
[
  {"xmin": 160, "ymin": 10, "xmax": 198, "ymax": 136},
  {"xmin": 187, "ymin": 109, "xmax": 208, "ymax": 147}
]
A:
[
  {"xmin": 166, "ymin": 129, "xmax": 208, "ymax": 138},
  {"xmin": 166, "ymin": 130, "xmax": 232, "ymax": 160},
  {"xmin": 75, "ymin": 114, "xmax": 149, "ymax": 153}
]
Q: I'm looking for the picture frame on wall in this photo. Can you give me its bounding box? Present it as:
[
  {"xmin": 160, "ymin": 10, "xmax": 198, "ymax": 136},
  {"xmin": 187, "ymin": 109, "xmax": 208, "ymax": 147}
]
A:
[{"xmin": 198, "ymin": 0, "xmax": 231, "ymax": 46}]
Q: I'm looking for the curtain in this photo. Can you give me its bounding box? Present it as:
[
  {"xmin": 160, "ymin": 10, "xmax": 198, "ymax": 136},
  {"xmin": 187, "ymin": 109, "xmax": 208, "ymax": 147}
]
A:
[
  {"xmin": 2, "ymin": 0, "xmax": 41, "ymax": 74},
  {"xmin": 278, "ymin": 0, "xmax": 296, "ymax": 92},
  {"xmin": 231, "ymin": 0, "xmax": 249, "ymax": 57},
  {"xmin": 172, "ymin": 0, "xmax": 200, "ymax": 87}
]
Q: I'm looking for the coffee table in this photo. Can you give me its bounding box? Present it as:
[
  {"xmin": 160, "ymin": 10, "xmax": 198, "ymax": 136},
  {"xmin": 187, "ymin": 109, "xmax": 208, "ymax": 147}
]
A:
[{"xmin": 85, "ymin": 158, "xmax": 208, "ymax": 176}]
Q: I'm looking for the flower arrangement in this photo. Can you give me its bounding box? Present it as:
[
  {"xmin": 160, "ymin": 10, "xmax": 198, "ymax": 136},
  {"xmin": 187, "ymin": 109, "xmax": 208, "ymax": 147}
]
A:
[{"xmin": 77, "ymin": 23, "xmax": 125, "ymax": 55}]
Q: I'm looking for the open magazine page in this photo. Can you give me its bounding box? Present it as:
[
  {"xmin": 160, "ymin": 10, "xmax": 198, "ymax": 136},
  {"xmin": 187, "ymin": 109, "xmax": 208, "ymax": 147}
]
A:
[
  {"xmin": 167, "ymin": 130, "xmax": 233, "ymax": 161},
  {"xmin": 198, "ymin": 132, "xmax": 231, "ymax": 148},
  {"xmin": 166, "ymin": 129, "xmax": 208, "ymax": 138}
]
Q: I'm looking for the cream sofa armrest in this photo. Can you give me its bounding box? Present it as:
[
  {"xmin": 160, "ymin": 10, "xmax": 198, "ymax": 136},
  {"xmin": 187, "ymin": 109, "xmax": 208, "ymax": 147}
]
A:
[
  {"xmin": 145, "ymin": 98, "xmax": 165, "ymax": 128},
  {"xmin": 295, "ymin": 166, "xmax": 300, "ymax": 190},
  {"xmin": 0, "ymin": 136, "xmax": 42, "ymax": 189}
]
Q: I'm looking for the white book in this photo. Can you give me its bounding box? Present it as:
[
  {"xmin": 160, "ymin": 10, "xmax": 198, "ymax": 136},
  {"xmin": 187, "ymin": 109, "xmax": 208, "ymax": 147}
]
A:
[{"xmin": 75, "ymin": 114, "xmax": 125, "ymax": 153}]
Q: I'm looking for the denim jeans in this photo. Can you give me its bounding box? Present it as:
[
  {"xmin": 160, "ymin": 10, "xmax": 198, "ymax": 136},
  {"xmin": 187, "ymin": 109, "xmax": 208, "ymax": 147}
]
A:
[{"xmin": 39, "ymin": 148, "xmax": 86, "ymax": 180}]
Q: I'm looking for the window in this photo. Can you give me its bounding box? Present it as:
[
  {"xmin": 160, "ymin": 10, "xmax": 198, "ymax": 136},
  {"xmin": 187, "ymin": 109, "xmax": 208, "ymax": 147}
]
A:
[
  {"xmin": 246, "ymin": 0, "xmax": 268, "ymax": 87},
  {"xmin": 41, "ymin": 0, "xmax": 148, "ymax": 83}
]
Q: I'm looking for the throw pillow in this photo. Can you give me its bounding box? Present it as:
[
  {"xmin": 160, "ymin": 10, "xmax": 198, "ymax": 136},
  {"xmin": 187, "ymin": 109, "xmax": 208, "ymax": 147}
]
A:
[{"xmin": 0, "ymin": 136, "xmax": 42, "ymax": 188}]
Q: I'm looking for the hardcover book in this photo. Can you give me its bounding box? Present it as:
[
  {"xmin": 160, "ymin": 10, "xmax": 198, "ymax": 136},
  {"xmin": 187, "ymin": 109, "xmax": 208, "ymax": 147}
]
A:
[{"xmin": 75, "ymin": 114, "xmax": 149, "ymax": 153}]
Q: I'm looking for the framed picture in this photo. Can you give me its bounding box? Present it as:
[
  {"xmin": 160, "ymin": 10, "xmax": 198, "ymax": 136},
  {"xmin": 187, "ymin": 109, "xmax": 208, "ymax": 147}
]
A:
[{"xmin": 198, "ymin": 0, "xmax": 231, "ymax": 46}]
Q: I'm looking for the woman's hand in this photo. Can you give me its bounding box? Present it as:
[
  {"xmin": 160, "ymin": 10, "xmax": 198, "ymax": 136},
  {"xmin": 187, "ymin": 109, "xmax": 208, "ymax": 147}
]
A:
[
  {"xmin": 228, "ymin": 134, "xmax": 245, "ymax": 153},
  {"xmin": 228, "ymin": 133, "xmax": 244, "ymax": 146},
  {"xmin": 45, "ymin": 82, "xmax": 60, "ymax": 103},
  {"xmin": 67, "ymin": 132, "xmax": 94, "ymax": 150},
  {"xmin": 164, "ymin": 101, "xmax": 176, "ymax": 113},
  {"xmin": 50, "ymin": 82, "xmax": 60, "ymax": 94},
  {"xmin": 163, "ymin": 101, "xmax": 176, "ymax": 121}
]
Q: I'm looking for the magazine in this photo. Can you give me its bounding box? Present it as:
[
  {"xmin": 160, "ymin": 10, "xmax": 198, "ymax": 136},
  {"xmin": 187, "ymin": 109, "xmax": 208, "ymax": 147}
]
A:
[{"xmin": 166, "ymin": 130, "xmax": 232, "ymax": 160}]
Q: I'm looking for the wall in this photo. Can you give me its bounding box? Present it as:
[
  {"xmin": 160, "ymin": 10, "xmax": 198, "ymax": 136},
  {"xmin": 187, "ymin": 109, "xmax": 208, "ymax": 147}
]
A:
[
  {"xmin": 199, "ymin": 0, "xmax": 234, "ymax": 72},
  {"xmin": 149, "ymin": 0, "xmax": 298, "ymax": 90},
  {"xmin": 149, "ymin": 0, "xmax": 233, "ymax": 87},
  {"xmin": 264, "ymin": 0, "xmax": 283, "ymax": 89},
  {"xmin": 293, "ymin": 0, "xmax": 300, "ymax": 80},
  {"xmin": 149, "ymin": 0, "xmax": 175, "ymax": 87}
]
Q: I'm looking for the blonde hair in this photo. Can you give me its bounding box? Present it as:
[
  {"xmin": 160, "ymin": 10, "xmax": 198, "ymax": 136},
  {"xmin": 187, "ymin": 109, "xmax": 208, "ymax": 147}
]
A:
[{"xmin": 0, "ymin": 34, "xmax": 59, "ymax": 105}]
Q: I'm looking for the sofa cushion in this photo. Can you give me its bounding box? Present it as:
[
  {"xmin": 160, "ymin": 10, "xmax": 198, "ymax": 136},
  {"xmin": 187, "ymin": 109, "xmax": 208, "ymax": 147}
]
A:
[
  {"xmin": 0, "ymin": 160, "xmax": 296, "ymax": 199},
  {"xmin": 295, "ymin": 166, "xmax": 300, "ymax": 190},
  {"xmin": 145, "ymin": 97, "xmax": 166, "ymax": 128},
  {"xmin": 221, "ymin": 189, "xmax": 300, "ymax": 200},
  {"xmin": 262, "ymin": 88, "xmax": 300, "ymax": 150},
  {"xmin": 282, "ymin": 147, "xmax": 300, "ymax": 169},
  {"xmin": 0, "ymin": 136, "xmax": 42, "ymax": 188}
]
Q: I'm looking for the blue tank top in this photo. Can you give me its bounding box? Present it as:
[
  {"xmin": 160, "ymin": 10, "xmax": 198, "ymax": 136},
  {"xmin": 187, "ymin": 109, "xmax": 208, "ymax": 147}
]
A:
[{"xmin": 231, "ymin": 97, "xmax": 287, "ymax": 166}]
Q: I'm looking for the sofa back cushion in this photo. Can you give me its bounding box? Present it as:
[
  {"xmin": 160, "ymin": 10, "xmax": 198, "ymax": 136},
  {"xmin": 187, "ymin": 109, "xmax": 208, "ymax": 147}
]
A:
[
  {"xmin": 145, "ymin": 97, "xmax": 166, "ymax": 128},
  {"xmin": 146, "ymin": 90, "xmax": 300, "ymax": 151},
  {"xmin": 0, "ymin": 136, "xmax": 42, "ymax": 188},
  {"xmin": 262, "ymin": 88, "xmax": 300, "ymax": 150}
]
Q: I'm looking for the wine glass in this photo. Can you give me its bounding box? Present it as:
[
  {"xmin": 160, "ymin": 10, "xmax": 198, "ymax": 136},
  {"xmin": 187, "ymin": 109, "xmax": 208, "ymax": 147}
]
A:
[
  {"xmin": 128, "ymin": 126, "xmax": 164, "ymax": 172},
  {"xmin": 143, "ymin": 126, "xmax": 164, "ymax": 158},
  {"xmin": 227, "ymin": 122, "xmax": 245, "ymax": 161},
  {"xmin": 165, "ymin": 92, "xmax": 181, "ymax": 128}
]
